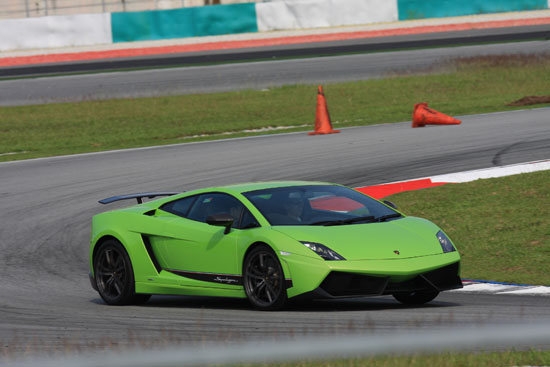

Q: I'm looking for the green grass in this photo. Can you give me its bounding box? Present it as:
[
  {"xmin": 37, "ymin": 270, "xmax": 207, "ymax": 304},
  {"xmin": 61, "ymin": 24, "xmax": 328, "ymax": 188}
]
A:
[
  {"xmin": 387, "ymin": 170, "xmax": 550, "ymax": 285},
  {"xmin": 1, "ymin": 54, "xmax": 549, "ymax": 161},
  {"xmin": 236, "ymin": 349, "xmax": 550, "ymax": 367}
]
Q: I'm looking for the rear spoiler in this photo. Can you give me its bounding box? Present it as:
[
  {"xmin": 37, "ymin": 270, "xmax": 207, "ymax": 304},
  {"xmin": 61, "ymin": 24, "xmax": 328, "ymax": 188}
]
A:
[{"xmin": 99, "ymin": 192, "xmax": 179, "ymax": 205}]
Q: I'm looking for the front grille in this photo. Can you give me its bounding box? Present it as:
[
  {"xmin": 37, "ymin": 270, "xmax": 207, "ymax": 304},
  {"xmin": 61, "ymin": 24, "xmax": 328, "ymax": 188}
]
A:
[
  {"xmin": 421, "ymin": 262, "xmax": 463, "ymax": 291},
  {"xmin": 319, "ymin": 272, "xmax": 389, "ymax": 297}
]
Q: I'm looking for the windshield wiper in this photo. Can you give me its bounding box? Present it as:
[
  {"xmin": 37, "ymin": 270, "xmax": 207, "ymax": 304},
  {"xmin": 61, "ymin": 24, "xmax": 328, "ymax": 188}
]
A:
[
  {"xmin": 312, "ymin": 214, "xmax": 403, "ymax": 226},
  {"xmin": 375, "ymin": 213, "xmax": 403, "ymax": 222},
  {"xmin": 312, "ymin": 216, "xmax": 375, "ymax": 226}
]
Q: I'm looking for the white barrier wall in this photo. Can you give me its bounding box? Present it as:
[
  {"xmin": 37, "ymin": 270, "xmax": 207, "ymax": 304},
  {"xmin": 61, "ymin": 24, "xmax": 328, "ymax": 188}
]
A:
[
  {"xmin": 256, "ymin": 0, "xmax": 398, "ymax": 32},
  {"xmin": 0, "ymin": 13, "xmax": 111, "ymax": 51},
  {"xmin": 0, "ymin": 0, "xmax": 547, "ymax": 52}
]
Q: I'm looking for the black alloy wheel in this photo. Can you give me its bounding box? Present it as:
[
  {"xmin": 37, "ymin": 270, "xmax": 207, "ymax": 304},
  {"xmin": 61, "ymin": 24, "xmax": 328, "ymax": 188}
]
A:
[
  {"xmin": 94, "ymin": 239, "xmax": 150, "ymax": 305},
  {"xmin": 243, "ymin": 245, "xmax": 287, "ymax": 311}
]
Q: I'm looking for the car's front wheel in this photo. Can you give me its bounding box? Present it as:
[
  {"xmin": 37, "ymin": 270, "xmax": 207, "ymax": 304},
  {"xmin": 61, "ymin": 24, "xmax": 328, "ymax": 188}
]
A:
[
  {"xmin": 393, "ymin": 290, "xmax": 439, "ymax": 305},
  {"xmin": 93, "ymin": 238, "xmax": 150, "ymax": 305},
  {"xmin": 243, "ymin": 245, "xmax": 287, "ymax": 311}
]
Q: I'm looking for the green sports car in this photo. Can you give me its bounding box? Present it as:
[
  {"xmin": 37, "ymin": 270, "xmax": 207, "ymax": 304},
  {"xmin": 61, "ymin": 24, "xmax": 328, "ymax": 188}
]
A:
[{"xmin": 89, "ymin": 181, "xmax": 462, "ymax": 310}]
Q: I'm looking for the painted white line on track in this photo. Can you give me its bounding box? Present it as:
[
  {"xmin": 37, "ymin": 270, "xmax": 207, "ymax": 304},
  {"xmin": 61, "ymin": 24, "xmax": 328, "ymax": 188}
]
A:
[
  {"xmin": 430, "ymin": 159, "xmax": 550, "ymax": 183},
  {"xmin": 454, "ymin": 283, "xmax": 514, "ymax": 293},
  {"xmin": 500, "ymin": 286, "xmax": 550, "ymax": 296},
  {"xmin": 453, "ymin": 282, "xmax": 550, "ymax": 296}
]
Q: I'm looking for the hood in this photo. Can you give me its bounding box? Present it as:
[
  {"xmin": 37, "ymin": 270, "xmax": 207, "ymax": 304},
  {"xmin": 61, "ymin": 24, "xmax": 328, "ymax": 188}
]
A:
[{"xmin": 274, "ymin": 217, "xmax": 443, "ymax": 260}]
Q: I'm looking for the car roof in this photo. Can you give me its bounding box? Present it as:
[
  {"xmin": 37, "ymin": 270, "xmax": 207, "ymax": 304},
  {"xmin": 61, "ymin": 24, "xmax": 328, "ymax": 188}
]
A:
[
  {"xmin": 214, "ymin": 181, "xmax": 333, "ymax": 195},
  {"xmin": 103, "ymin": 181, "xmax": 337, "ymax": 210}
]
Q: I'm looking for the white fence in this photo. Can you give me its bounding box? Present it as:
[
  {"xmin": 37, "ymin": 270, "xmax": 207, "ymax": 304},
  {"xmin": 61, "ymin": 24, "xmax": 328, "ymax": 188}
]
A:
[{"xmin": 0, "ymin": 0, "xmax": 259, "ymax": 19}]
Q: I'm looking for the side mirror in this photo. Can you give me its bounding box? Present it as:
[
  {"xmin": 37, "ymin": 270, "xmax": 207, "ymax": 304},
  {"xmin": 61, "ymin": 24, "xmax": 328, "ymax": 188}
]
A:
[
  {"xmin": 383, "ymin": 200, "xmax": 398, "ymax": 209},
  {"xmin": 206, "ymin": 213, "xmax": 234, "ymax": 234}
]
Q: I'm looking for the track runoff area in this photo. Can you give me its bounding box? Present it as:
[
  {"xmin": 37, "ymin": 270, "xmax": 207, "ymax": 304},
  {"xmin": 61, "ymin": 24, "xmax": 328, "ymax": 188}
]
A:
[{"xmin": 356, "ymin": 159, "xmax": 550, "ymax": 296}]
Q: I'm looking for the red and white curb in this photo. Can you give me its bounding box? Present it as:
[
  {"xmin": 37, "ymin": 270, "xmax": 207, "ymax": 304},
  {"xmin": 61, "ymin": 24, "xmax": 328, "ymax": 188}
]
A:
[
  {"xmin": 357, "ymin": 159, "xmax": 550, "ymax": 296},
  {"xmin": 357, "ymin": 159, "xmax": 550, "ymax": 199}
]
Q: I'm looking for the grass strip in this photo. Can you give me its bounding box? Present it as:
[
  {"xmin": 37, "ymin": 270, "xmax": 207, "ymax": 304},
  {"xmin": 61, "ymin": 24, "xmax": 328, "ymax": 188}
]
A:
[
  {"xmin": 1, "ymin": 54, "xmax": 549, "ymax": 161},
  {"xmin": 234, "ymin": 349, "xmax": 550, "ymax": 367}
]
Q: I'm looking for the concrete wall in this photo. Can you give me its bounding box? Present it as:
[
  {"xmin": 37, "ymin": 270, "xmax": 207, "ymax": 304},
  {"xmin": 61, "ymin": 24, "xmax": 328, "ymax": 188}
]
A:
[
  {"xmin": 256, "ymin": 0, "xmax": 397, "ymax": 32},
  {"xmin": 397, "ymin": 0, "xmax": 548, "ymax": 19},
  {"xmin": 0, "ymin": 13, "xmax": 111, "ymax": 51},
  {"xmin": 0, "ymin": 0, "xmax": 548, "ymax": 51},
  {"xmin": 111, "ymin": 3, "xmax": 257, "ymax": 42}
]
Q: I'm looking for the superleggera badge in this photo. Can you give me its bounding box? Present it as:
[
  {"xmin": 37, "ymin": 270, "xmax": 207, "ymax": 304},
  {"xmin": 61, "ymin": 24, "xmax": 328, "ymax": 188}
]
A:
[
  {"xmin": 394, "ymin": 250, "xmax": 400, "ymax": 255},
  {"xmin": 214, "ymin": 276, "xmax": 239, "ymax": 284}
]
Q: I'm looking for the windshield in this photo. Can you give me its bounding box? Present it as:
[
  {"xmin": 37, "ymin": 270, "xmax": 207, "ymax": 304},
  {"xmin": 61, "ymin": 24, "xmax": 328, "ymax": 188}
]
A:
[{"xmin": 243, "ymin": 185, "xmax": 401, "ymax": 226}]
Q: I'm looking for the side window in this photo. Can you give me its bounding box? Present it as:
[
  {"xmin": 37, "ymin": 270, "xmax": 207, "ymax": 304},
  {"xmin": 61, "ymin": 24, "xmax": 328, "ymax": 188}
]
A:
[
  {"xmin": 186, "ymin": 193, "xmax": 259, "ymax": 229},
  {"xmin": 160, "ymin": 196, "xmax": 197, "ymax": 217},
  {"xmin": 239, "ymin": 210, "xmax": 259, "ymax": 229}
]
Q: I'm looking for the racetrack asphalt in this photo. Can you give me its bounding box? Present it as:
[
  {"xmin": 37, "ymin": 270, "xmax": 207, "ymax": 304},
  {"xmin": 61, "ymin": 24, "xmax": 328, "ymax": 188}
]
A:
[{"xmin": 1, "ymin": 108, "xmax": 549, "ymax": 360}]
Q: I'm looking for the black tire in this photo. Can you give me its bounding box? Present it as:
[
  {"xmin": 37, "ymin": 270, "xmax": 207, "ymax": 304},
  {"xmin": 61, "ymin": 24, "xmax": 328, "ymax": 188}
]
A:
[
  {"xmin": 393, "ymin": 290, "xmax": 439, "ymax": 305},
  {"xmin": 93, "ymin": 239, "xmax": 150, "ymax": 305},
  {"xmin": 243, "ymin": 245, "xmax": 287, "ymax": 311}
]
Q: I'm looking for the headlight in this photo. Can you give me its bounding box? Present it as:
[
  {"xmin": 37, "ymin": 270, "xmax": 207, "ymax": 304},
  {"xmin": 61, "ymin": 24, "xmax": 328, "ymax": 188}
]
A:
[
  {"xmin": 300, "ymin": 241, "xmax": 345, "ymax": 261},
  {"xmin": 437, "ymin": 230, "xmax": 456, "ymax": 253}
]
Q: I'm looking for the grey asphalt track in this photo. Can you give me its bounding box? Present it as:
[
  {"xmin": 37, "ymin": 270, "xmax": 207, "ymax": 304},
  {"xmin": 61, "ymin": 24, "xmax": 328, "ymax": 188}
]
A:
[
  {"xmin": 0, "ymin": 41, "xmax": 548, "ymax": 106},
  {"xmin": 1, "ymin": 107, "xmax": 549, "ymax": 358}
]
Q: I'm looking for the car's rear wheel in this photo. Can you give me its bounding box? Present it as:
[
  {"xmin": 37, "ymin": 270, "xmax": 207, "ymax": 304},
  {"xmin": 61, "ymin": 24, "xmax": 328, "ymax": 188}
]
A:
[
  {"xmin": 393, "ymin": 290, "xmax": 439, "ymax": 305},
  {"xmin": 243, "ymin": 245, "xmax": 287, "ymax": 311},
  {"xmin": 94, "ymin": 238, "xmax": 150, "ymax": 305}
]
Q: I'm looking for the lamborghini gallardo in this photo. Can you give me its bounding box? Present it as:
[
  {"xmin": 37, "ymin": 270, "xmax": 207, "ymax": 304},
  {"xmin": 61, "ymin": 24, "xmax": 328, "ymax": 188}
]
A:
[{"xmin": 89, "ymin": 181, "xmax": 462, "ymax": 310}]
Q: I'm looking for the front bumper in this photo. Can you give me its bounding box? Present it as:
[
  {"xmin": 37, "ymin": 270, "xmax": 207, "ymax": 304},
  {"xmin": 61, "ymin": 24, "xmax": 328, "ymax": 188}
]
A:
[
  {"xmin": 315, "ymin": 261, "xmax": 462, "ymax": 298},
  {"xmin": 283, "ymin": 249, "xmax": 462, "ymax": 299}
]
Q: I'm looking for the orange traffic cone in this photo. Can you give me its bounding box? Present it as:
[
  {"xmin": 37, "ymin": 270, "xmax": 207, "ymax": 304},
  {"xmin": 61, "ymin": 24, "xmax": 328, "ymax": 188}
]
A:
[
  {"xmin": 309, "ymin": 85, "xmax": 340, "ymax": 135},
  {"xmin": 412, "ymin": 102, "xmax": 461, "ymax": 128}
]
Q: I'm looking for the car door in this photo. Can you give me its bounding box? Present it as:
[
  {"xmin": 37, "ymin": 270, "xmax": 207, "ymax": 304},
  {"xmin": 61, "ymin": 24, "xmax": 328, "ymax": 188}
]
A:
[{"xmin": 151, "ymin": 192, "xmax": 259, "ymax": 281}]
